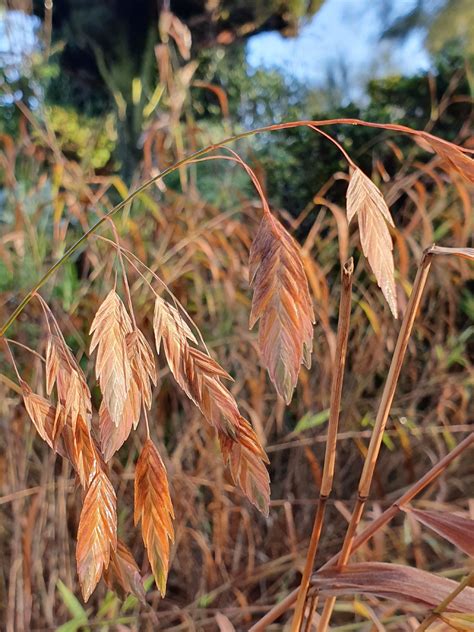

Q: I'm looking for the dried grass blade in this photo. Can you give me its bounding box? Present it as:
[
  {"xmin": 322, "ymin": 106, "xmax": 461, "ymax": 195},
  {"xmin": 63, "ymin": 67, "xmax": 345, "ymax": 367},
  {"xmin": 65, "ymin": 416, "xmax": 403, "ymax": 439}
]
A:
[
  {"xmin": 134, "ymin": 438, "xmax": 174, "ymax": 596},
  {"xmin": 249, "ymin": 210, "xmax": 315, "ymax": 404},
  {"xmin": 312, "ymin": 562, "xmax": 474, "ymax": 612},
  {"xmin": 76, "ymin": 470, "xmax": 117, "ymax": 601},
  {"xmin": 422, "ymin": 134, "xmax": 474, "ymax": 183},
  {"xmin": 404, "ymin": 507, "xmax": 474, "ymax": 557}
]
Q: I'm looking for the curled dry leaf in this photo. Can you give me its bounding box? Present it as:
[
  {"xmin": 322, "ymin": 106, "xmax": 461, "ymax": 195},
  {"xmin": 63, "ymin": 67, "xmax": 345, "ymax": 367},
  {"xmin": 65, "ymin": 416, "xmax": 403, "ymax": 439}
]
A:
[
  {"xmin": 90, "ymin": 290, "xmax": 132, "ymax": 427},
  {"xmin": 431, "ymin": 245, "xmax": 474, "ymax": 262},
  {"xmin": 404, "ymin": 506, "xmax": 474, "ymax": 557},
  {"xmin": 154, "ymin": 294, "xmax": 271, "ymax": 512},
  {"xmin": 103, "ymin": 539, "xmax": 146, "ymax": 604},
  {"xmin": 249, "ymin": 210, "xmax": 315, "ymax": 404},
  {"xmin": 346, "ymin": 167, "xmax": 398, "ymax": 318},
  {"xmin": 46, "ymin": 329, "xmax": 92, "ymax": 433},
  {"xmin": 421, "ymin": 134, "xmax": 474, "ymax": 184},
  {"xmin": 311, "ymin": 562, "xmax": 474, "ymax": 612},
  {"xmin": 219, "ymin": 417, "xmax": 270, "ymax": 515},
  {"xmin": 134, "ymin": 438, "xmax": 174, "ymax": 596},
  {"xmin": 76, "ymin": 470, "xmax": 117, "ymax": 602}
]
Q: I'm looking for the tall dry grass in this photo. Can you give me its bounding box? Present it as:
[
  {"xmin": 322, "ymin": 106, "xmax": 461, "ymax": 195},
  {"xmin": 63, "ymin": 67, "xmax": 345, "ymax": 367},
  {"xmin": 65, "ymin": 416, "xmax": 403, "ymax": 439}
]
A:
[{"xmin": 0, "ymin": 19, "xmax": 473, "ymax": 631}]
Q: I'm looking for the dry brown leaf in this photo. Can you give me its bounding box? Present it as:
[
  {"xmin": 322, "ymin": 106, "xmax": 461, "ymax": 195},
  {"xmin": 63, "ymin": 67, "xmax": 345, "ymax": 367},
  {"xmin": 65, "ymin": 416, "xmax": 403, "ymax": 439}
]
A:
[
  {"xmin": 422, "ymin": 134, "xmax": 474, "ymax": 183},
  {"xmin": 404, "ymin": 507, "xmax": 474, "ymax": 557},
  {"xmin": 219, "ymin": 417, "xmax": 271, "ymax": 516},
  {"xmin": 46, "ymin": 330, "xmax": 91, "ymax": 433},
  {"xmin": 346, "ymin": 168, "xmax": 398, "ymax": 318},
  {"xmin": 76, "ymin": 470, "xmax": 117, "ymax": 602},
  {"xmin": 103, "ymin": 539, "xmax": 146, "ymax": 604},
  {"xmin": 90, "ymin": 290, "xmax": 132, "ymax": 427},
  {"xmin": 134, "ymin": 438, "xmax": 174, "ymax": 596},
  {"xmin": 249, "ymin": 210, "xmax": 315, "ymax": 404},
  {"xmin": 311, "ymin": 562, "xmax": 474, "ymax": 612},
  {"xmin": 432, "ymin": 246, "xmax": 474, "ymax": 261}
]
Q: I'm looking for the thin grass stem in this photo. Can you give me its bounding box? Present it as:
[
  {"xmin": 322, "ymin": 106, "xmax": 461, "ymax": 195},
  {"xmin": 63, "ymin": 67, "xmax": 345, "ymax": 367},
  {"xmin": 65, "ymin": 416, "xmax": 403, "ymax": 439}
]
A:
[
  {"xmin": 318, "ymin": 247, "xmax": 435, "ymax": 630},
  {"xmin": 291, "ymin": 258, "xmax": 353, "ymax": 631}
]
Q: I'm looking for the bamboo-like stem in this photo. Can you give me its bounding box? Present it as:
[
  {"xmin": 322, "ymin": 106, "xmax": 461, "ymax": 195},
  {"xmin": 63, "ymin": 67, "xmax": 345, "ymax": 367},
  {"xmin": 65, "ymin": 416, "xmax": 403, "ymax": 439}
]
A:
[
  {"xmin": 291, "ymin": 259, "xmax": 353, "ymax": 632},
  {"xmin": 0, "ymin": 120, "xmax": 466, "ymax": 337},
  {"xmin": 249, "ymin": 432, "xmax": 473, "ymax": 631},
  {"xmin": 318, "ymin": 247, "xmax": 434, "ymax": 630},
  {"xmin": 415, "ymin": 572, "xmax": 474, "ymax": 631}
]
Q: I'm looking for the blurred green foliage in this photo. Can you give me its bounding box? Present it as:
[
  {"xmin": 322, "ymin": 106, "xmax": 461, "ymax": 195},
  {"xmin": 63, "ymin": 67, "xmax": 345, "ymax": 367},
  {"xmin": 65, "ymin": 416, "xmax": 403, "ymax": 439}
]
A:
[{"xmin": 45, "ymin": 106, "xmax": 116, "ymax": 170}]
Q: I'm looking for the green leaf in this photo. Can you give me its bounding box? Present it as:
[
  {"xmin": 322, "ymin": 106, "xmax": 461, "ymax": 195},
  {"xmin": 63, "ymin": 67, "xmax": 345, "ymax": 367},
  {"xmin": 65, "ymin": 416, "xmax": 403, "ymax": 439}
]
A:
[
  {"xmin": 56, "ymin": 580, "xmax": 89, "ymax": 631},
  {"xmin": 294, "ymin": 409, "xmax": 330, "ymax": 433}
]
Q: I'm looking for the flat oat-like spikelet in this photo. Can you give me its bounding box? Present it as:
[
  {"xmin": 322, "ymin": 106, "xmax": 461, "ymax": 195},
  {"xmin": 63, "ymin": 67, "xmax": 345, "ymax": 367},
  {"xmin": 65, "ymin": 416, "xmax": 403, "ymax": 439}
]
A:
[
  {"xmin": 62, "ymin": 414, "xmax": 102, "ymax": 488},
  {"xmin": 99, "ymin": 401, "xmax": 134, "ymax": 462},
  {"xmin": 154, "ymin": 294, "xmax": 271, "ymax": 512},
  {"xmin": 46, "ymin": 328, "xmax": 92, "ymax": 433},
  {"xmin": 134, "ymin": 438, "xmax": 174, "ymax": 596},
  {"xmin": 20, "ymin": 380, "xmax": 58, "ymax": 449},
  {"xmin": 346, "ymin": 167, "xmax": 398, "ymax": 318},
  {"xmin": 219, "ymin": 417, "xmax": 270, "ymax": 515},
  {"xmin": 76, "ymin": 470, "xmax": 117, "ymax": 601},
  {"xmin": 249, "ymin": 210, "xmax": 315, "ymax": 404},
  {"xmin": 126, "ymin": 328, "xmax": 157, "ymax": 419},
  {"xmin": 104, "ymin": 539, "xmax": 146, "ymax": 604},
  {"xmin": 90, "ymin": 290, "xmax": 133, "ymax": 427},
  {"xmin": 99, "ymin": 328, "xmax": 156, "ymax": 461},
  {"xmin": 154, "ymin": 296, "xmax": 238, "ymax": 437}
]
